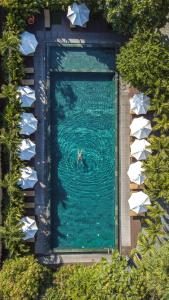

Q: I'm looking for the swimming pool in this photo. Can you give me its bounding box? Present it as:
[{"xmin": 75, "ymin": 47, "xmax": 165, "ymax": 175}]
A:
[{"xmin": 48, "ymin": 46, "xmax": 118, "ymax": 251}]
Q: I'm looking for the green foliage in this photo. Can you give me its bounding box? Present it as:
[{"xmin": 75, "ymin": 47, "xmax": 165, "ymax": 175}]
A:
[
  {"xmin": 0, "ymin": 256, "xmax": 52, "ymax": 300},
  {"xmin": 0, "ymin": 0, "xmax": 27, "ymax": 257},
  {"xmin": 117, "ymin": 31, "xmax": 169, "ymax": 94},
  {"xmin": 43, "ymin": 0, "xmax": 71, "ymax": 10},
  {"xmin": 140, "ymin": 242, "xmax": 169, "ymax": 299},
  {"xmin": 0, "ymin": 0, "xmax": 42, "ymax": 13},
  {"xmin": 1, "ymin": 0, "xmax": 105, "ymax": 13},
  {"xmin": 106, "ymin": 0, "xmax": 169, "ymax": 34},
  {"xmin": 43, "ymin": 243, "xmax": 169, "ymax": 300},
  {"xmin": 0, "ymin": 29, "xmax": 24, "ymax": 82},
  {"xmin": 106, "ymin": 0, "xmax": 133, "ymax": 34},
  {"xmin": 0, "ymin": 208, "xmax": 29, "ymax": 258},
  {"xmin": 43, "ymin": 251, "xmax": 148, "ymax": 300}
]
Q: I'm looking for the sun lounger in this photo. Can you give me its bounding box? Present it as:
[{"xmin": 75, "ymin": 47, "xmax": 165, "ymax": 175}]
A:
[
  {"xmin": 25, "ymin": 202, "xmax": 35, "ymax": 209},
  {"xmin": 82, "ymin": 22, "xmax": 87, "ymax": 28},
  {"xmin": 21, "ymin": 79, "xmax": 34, "ymax": 86},
  {"xmin": 26, "ymin": 238, "xmax": 35, "ymax": 242},
  {"xmin": 130, "ymin": 110, "xmax": 135, "ymax": 115},
  {"xmin": 44, "ymin": 9, "xmax": 51, "ymax": 29},
  {"xmin": 130, "ymin": 183, "xmax": 144, "ymax": 190},
  {"xmin": 129, "ymin": 211, "xmax": 145, "ymax": 217},
  {"xmin": 24, "ymin": 67, "xmax": 34, "ymax": 74},
  {"xmin": 70, "ymin": 22, "xmax": 87, "ymax": 29},
  {"xmin": 70, "ymin": 22, "xmax": 76, "ymax": 29},
  {"xmin": 22, "ymin": 190, "xmax": 35, "ymax": 197}
]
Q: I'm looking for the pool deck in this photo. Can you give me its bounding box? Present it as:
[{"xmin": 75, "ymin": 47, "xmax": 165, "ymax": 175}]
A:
[
  {"xmin": 118, "ymin": 79, "xmax": 131, "ymax": 255},
  {"xmin": 32, "ymin": 13, "xmax": 132, "ymax": 263}
]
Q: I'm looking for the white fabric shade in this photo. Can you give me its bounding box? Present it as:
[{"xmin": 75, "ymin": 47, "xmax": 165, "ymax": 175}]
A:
[
  {"xmin": 130, "ymin": 93, "xmax": 150, "ymax": 115},
  {"xmin": 18, "ymin": 167, "xmax": 38, "ymax": 189},
  {"xmin": 18, "ymin": 139, "xmax": 36, "ymax": 161},
  {"xmin": 132, "ymin": 205, "xmax": 148, "ymax": 214},
  {"xmin": 128, "ymin": 191, "xmax": 151, "ymax": 214},
  {"xmin": 67, "ymin": 3, "xmax": 90, "ymax": 27},
  {"xmin": 20, "ymin": 113, "xmax": 37, "ymax": 136},
  {"xmin": 130, "ymin": 117, "xmax": 152, "ymax": 139},
  {"xmin": 127, "ymin": 161, "xmax": 145, "ymax": 185},
  {"xmin": 20, "ymin": 31, "xmax": 38, "ymax": 55},
  {"xmin": 18, "ymin": 86, "xmax": 36, "ymax": 108},
  {"xmin": 21, "ymin": 216, "xmax": 38, "ymax": 240},
  {"xmin": 130, "ymin": 139, "xmax": 151, "ymax": 160}
]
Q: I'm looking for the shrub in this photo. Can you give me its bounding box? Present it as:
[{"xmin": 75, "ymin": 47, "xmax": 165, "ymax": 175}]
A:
[
  {"xmin": 0, "ymin": 256, "xmax": 52, "ymax": 300},
  {"xmin": 117, "ymin": 31, "xmax": 169, "ymax": 94},
  {"xmin": 106, "ymin": 0, "xmax": 169, "ymax": 34},
  {"xmin": 43, "ymin": 251, "xmax": 148, "ymax": 300},
  {"xmin": 139, "ymin": 241, "xmax": 169, "ymax": 299}
]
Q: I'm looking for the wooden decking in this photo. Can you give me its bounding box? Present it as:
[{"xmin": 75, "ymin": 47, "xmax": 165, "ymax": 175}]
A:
[{"xmin": 130, "ymin": 216, "xmax": 142, "ymax": 248}]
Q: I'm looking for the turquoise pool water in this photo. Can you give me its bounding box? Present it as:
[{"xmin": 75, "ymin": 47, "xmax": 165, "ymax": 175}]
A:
[{"xmin": 49, "ymin": 47, "xmax": 117, "ymax": 250}]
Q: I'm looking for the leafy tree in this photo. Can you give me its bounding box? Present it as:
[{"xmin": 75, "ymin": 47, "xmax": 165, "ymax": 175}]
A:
[
  {"xmin": 106, "ymin": 0, "xmax": 169, "ymax": 34},
  {"xmin": 117, "ymin": 31, "xmax": 169, "ymax": 94},
  {"xmin": 140, "ymin": 241, "xmax": 169, "ymax": 299},
  {"xmin": 153, "ymin": 114, "xmax": 169, "ymax": 133},
  {"xmin": 0, "ymin": 256, "xmax": 52, "ymax": 300},
  {"xmin": 43, "ymin": 251, "xmax": 148, "ymax": 300},
  {"xmin": 0, "ymin": 208, "xmax": 29, "ymax": 258},
  {"xmin": 149, "ymin": 87, "xmax": 169, "ymax": 114},
  {"xmin": 106, "ymin": 0, "xmax": 133, "ymax": 34},
  {"xmin": 0, "ymin": 30, "xmax": 24, "ymax": 82},
  {"xmin": 143, "ymin": 152, "xmax": 169, "ymax": 202},
  {"xmin": 149, "ymin": 135, "xmax": 169, "ymax": 155}
]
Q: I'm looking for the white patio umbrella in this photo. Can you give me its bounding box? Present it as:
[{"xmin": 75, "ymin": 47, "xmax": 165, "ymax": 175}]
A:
[
  {"xmin": 20, "ymin": 113, "xmax": 37, "ymax": 136},
  {"xmin": 18, "ymin": 86, "xmax": 36, "ymax": 108},
  {"xmin": 132, "ymin": 206, "xmax": 148, "ymax": 214},
  {"xmin": 130, "ymin": 117, "xmax": 152, "ymax": 139},
  {"xmin": 130, "ymin": 93, "xmax": 150, "ymax": 115},
  {"xmin": 20, "ymin": 216, "xmax": 38, "ymax": 240},
  {"xmin": 128, "ymin": 191, "xmax": 151, "ymax": 214},
  {"xmin": 130, "ymin": 139, "xmax": 151, "ymax": 160},
  {"xmin": 18, "ymin": 139, "xmax": 36, "ymax": 161},
  {"xmin": 20, "ymin": 31, "xmax": 38, "ymax": 55},
  {"xmin": 18, "ymin": 167, "xmax": 38, "ymax": 189},
  {"xmin": 127, "ymin": 161, "xmax": 145, "ymax": 185},
  {"xmin": 67, "ymin": 3, "xmax": 90, "ymax": 27}
]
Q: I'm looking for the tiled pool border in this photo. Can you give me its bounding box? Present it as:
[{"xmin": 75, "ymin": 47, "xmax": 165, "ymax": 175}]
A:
[{"xmin": 46, "ymin": 43, "xmax": 119, "ymax": 253}]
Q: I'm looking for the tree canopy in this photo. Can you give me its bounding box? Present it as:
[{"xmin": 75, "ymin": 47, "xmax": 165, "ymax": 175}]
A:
[
  {"xmin": 106, "ymin": 0, "xmax": 169, "ymax": 34},
  {"xmin": 0, "ymin": 256, "xmax": 52, "ymax": 300},
  {"xmin": 42, "ymin": 243, "xmax": 169, "ymax": 300},
  {"xmin": 117, "ymin": 31, "xmax": 169, "ymax": 94}
]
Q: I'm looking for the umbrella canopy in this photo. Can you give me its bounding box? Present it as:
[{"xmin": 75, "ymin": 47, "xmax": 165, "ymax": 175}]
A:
[
  {"xmin": 21, "ymin": 216, "xmax": 38, "ymax": 240},
  {"xmin": 132, "ymin": 205, "xmax": 148, "ymax": 214},
  {"xmin": 20, "ymin": 31, "xmax": 38, "ymax": 55},
  {"xmin": 67, "ymin": 3, "xmax": 90, "ymax": 27},
  {"xmin": 18, "ymin": 167, "xmax": 38, "ymax": 189},
  {"xmin": 130, "ymin": 139, "xmax": 151, "ymax": 160},
  {"xmin": 18, "ymin": 86, "xmax": 36, "ymax": 108},
  {"xmin": 18, "ymin": 139, "xmax": 36, "ymax": 161},
  {"xmin": 130, "ymin": 93, "xmax": 150, "ymax": 115},
  {"xmin": 128, "ymin": 191, "xmax": 151, "ymax": 214},
  {"xmin": 130, "ymin": 117, "xmax": 152, "ymax": 139},
  {"xmin": 20, "ymin": 113, "xmax": 37, "ymax": 136},
  {"xmin": 127, "ymin": 161, "xmax": 145, "ymax": 185}
]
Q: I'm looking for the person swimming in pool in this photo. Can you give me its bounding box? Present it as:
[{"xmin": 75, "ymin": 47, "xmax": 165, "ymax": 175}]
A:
[{"xmin": 77, "ymin": 149, "xmax": 83, "ymax": 162}]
